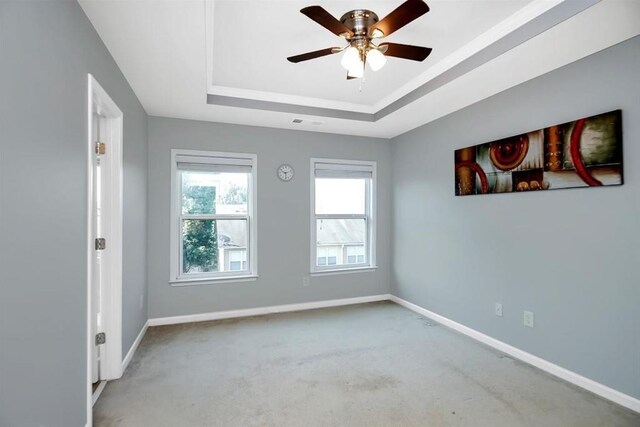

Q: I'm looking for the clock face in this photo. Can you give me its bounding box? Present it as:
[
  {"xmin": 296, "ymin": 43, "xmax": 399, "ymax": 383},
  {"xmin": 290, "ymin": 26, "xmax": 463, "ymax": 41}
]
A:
[{"xmin": 277, "ymin": 164, "xmax": 294, "ymax": 181}]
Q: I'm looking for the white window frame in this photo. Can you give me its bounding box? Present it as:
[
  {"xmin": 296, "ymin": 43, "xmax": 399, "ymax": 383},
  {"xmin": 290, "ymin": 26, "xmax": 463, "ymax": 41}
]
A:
[
  {"xmin": 170, "ymin": 149, "xmax": 257, "ymax": 285},
  {"xmin": 310, "ymin": 158, "xmax": 377, "ymax": 274}
]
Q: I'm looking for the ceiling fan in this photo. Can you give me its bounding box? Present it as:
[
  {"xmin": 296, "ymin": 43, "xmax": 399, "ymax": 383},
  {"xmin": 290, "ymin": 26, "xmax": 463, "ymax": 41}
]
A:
[{"xmin": 287, "ymin": 0, "xmax": 432, "ymax": 79}]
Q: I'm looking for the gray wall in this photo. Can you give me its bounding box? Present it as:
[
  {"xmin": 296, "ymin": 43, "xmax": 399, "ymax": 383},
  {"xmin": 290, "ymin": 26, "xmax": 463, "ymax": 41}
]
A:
[
  {"xmin": 391, "ymin": 36, "xmax": 640, "ymax": 399},
  {"xmin": 0, "ymin": 1, "xmax": 148, "ymax": 425},
  {"xmin": 147, "ymin": 117, "xmax": 391, "ymax": 318},
  {"xmin": 1, "ymin": 3, "xmax": 636, "ymax": 425}
]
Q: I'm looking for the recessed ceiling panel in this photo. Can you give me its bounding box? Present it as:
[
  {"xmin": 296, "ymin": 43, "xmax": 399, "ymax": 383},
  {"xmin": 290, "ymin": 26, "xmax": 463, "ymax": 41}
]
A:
[{"xmin": 210, "ymin": 0, "xmax": 533, "ymax": 106}]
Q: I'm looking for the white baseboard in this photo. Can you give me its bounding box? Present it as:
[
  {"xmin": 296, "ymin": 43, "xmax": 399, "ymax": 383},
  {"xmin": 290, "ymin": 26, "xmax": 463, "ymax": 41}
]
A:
[
  {"xmin": 389, "ymin": 295, "xmax": 640, "ymax": 414},
  {"xmin": 122, "ymin": 320, "xmax": 149, "ymax": 373},
  {"xmin": 148, "ymin": 294, "xmax": 392, "ymax": 327}
]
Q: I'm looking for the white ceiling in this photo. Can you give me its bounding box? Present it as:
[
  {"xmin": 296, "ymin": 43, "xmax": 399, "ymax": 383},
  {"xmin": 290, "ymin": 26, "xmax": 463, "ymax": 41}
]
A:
[
  {"xmin": 79, "ymin": 0, "xmax": 640, "ymax": 138},
  {"xmin": 210, "ymin": 0, "xmax": 531, "ymax": 106}
]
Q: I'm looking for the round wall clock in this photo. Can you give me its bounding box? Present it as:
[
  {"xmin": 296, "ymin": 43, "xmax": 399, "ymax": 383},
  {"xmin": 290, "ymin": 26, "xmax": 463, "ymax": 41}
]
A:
[{"xmin": 277, "ymin": 164, "xmax": 294, "ymax": 181}]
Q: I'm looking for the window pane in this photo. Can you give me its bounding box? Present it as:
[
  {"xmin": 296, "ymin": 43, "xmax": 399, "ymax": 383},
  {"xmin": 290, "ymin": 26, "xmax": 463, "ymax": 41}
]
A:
[
  {"xmin": 182, "ymin": 219, "xmax": 247, "ymax": 274},
  {"xmin": 316, "ymin": 219, "xmax": 366, "ymax": 267},
  {"xmin": 218, "ymin": 221, "xmax": 248, "ymax": 272},
  {"xmin": 182, "ymin": 219, "xmax": 217, "ymax": 273},
  {"xmin": 182, "ymin": 171, "xmax": 248, "ymax": 215},
  {"xmin": 315, "ymin": 178, "xmax": 366, "ymax": 215}
]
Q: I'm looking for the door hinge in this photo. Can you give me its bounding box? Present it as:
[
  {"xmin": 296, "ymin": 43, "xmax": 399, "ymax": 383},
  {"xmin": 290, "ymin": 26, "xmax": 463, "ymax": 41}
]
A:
[
  {"xmin": 95, "ymin": 141, "xmax": 106, "ymax": 155},
  {"xmin": 95, "ymin": 332, "xmax": 106, "ymax": 345},
  {"xmin": 95, "ymin": 238, "xmax": 106, "ymax": 250}
]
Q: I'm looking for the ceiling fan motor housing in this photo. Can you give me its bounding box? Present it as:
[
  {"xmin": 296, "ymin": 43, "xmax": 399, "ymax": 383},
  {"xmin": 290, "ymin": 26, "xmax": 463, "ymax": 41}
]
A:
[
  {"xmin": 340, "ymin": 10, "xmax": 379, "ymax": 38},
  {"xmin": 340, "ymin": 9, "xmax": 380, "ymax": 60}
]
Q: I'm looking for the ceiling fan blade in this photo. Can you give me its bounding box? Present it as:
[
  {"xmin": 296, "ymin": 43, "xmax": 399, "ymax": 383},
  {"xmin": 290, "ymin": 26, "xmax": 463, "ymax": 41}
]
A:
[
  {"xmin": 301, "ymin": 6, "xmax": 353, "ymax": 38},
  {"xmin": 378, "ymin": 43, "xmax": 432, "ymax": 61},
  {"xmin": 287, "ymin": 47, "xmax": 340, "ymax": 63},
  {"xmin": 369, "ymin": 0, "xmax": 429, "ymax": 38}
]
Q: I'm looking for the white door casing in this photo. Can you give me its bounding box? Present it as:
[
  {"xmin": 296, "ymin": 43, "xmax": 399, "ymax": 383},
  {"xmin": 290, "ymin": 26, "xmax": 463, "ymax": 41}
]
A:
[{"xmin": 86, "ymin": 74, "xmax": 124, "ymax": 421}]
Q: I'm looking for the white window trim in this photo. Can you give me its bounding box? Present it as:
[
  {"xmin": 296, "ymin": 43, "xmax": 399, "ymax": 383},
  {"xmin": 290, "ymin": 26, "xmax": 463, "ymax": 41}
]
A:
[
  {"xmin": 310, "ymin": 158, "xmax": 377, "ymax": 275},
  {"xmin": 170, "ymin": 149, "xmax": 257, "ymax": 285},
  {"xmin": 310, "ymin": 267, "xmax": 377, "ymax": 277},
  {"xmin": 169, "ymin": 275, "xmax": 258, "ymax": 287}
]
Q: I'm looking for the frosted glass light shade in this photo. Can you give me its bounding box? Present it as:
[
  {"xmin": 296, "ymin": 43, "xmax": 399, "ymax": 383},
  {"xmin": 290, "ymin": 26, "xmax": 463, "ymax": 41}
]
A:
[
  {"xmin": 347, "ymin": 63, "xmax": 364, "ymax": 79},
  {"xmin": 341, "ymin": 47, "xmax": 361, "ymax": 71},
  {"xmin": 366, "ymin": 49, "xmax": 387, "ymax": 71}
]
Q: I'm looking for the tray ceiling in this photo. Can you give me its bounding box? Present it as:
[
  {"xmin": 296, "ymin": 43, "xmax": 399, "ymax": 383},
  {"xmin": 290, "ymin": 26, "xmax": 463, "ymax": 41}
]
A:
[
  {"xmin": 79, "ymin": 0, "xmax": 640, "ymax": 138},
  {"xmin": 209, "ymin": 1, "xmax": 531, "ymax": 106}
]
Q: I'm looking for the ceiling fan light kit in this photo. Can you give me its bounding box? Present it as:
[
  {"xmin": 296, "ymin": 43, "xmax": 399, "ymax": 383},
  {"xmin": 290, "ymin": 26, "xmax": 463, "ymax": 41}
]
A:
[
  {"xmin": 287, "ymin": 0, "xmax": 432, "ymax": 80},
  {"xmin": 347, "ymin": 63, "xmax": 365, "ymax": 79},
  {"xmin": 366, "ymin": 48, "xmax": 387, "ymax": 71},
  {"xmin": 341, "ymin": 46, "xmax": 361, "ymax": 71}
]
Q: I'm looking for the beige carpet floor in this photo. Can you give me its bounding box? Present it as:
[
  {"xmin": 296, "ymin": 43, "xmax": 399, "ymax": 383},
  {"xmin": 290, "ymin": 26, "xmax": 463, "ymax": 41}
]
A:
[{"xmin": 94, "ymin": 301, "xmax": 640, "ymax": 426}]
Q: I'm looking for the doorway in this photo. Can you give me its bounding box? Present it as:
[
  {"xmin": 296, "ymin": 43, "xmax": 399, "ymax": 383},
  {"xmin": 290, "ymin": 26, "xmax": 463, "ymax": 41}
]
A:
[{"xmin": 86, "ymin": 74, "xmax": 124, "ymax": 418}]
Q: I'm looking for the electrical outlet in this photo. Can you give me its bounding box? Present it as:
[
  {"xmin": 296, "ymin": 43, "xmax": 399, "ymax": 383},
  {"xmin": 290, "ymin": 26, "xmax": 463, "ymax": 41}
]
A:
[
  {"xmin": 302, "ymin": 276, "xmax": 310, "ymax": 287},
  {"xmin": 495, "ymin": 303, "xmax": 503, "ymax": 317},
  {"xmin": 524, "ymin": 311, "xmax": 534, "ymax": 328}
]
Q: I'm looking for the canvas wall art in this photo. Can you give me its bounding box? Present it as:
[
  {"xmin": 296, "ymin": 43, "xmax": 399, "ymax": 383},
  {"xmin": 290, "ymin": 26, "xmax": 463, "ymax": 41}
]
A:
[{"xmin": 454, "ymin": 110, "xmax": 623, "ymax": 196}]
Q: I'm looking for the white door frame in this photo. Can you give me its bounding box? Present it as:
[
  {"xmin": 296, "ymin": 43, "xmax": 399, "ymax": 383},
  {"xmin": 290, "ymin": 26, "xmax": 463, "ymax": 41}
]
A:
[{"xmin": 86, "ymin": 74, "xmax": 124, "ymax": 425}]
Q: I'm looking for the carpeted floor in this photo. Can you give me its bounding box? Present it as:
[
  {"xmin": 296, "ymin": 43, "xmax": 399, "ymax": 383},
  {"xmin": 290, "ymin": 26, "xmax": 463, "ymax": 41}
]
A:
[{"xmin": 94, "ymin": 301, "xmax": 640, "ymax": 426}]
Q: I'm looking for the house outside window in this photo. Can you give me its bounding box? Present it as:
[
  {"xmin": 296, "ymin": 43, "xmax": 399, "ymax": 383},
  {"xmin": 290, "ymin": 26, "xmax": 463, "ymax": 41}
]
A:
[
  {"xmin": 170, "ymin": 149, "xmax": 257, "ymax": 284},
  {"xmin": 311, "ymin": 158, "xmax": 376, "ymax": 273},
  {"xmin": 227, "ymin": 249, "xmax": 247, "ymax": 271},
  {"xmin": 317, "ymin": 246, "xmax": 338, "ymax": 266},
  {"xmin": 346, "ymin": 245, "xmax": 365, "ymax": 264}
]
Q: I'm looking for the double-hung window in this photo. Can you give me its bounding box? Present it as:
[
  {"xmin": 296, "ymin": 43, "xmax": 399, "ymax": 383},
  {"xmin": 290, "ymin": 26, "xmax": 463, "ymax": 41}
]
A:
[
  {"xmin": 311, "ymin": 158, "xmax": 376, "ymax": 273},
  {"xmin": 170, "ymin": 149, "xmax": 257, "ymax": 284}
]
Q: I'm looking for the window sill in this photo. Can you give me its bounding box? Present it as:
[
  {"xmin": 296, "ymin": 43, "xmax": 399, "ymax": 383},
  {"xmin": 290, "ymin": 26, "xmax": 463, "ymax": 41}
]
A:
[
  {"xmin": 169, "ymin": 275, "xmax": 258, "ymax": 287},
  {"xmin": 310, "ymin": 266, "xmax": 378, "ymax": 276}
]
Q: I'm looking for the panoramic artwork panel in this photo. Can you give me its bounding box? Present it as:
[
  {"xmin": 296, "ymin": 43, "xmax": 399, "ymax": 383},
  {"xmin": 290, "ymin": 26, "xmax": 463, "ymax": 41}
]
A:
[{"xmin": 454, "ymin": 110, "xmax": 622, "ymax": 196}]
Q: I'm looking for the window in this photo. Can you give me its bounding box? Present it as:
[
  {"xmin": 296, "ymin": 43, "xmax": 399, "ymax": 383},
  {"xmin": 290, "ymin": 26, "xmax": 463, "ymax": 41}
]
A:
[
  {"xmin": 227, "ymin": 249, "xmax": 247, "ymax": 271},
  {"xmin": 346, "ymin": 245, "xmax": 365, "ymax": 264},
  {"xmin": 170, "ymin": 150, "xmax": 256, "ymax": 284},
  {"xmin": 311, "ymin": 158, "xmax": 376, "ymax": 273},
  {"xmin": 317, "ymin": 246, "xmax": 338, "ymax": 266}
]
